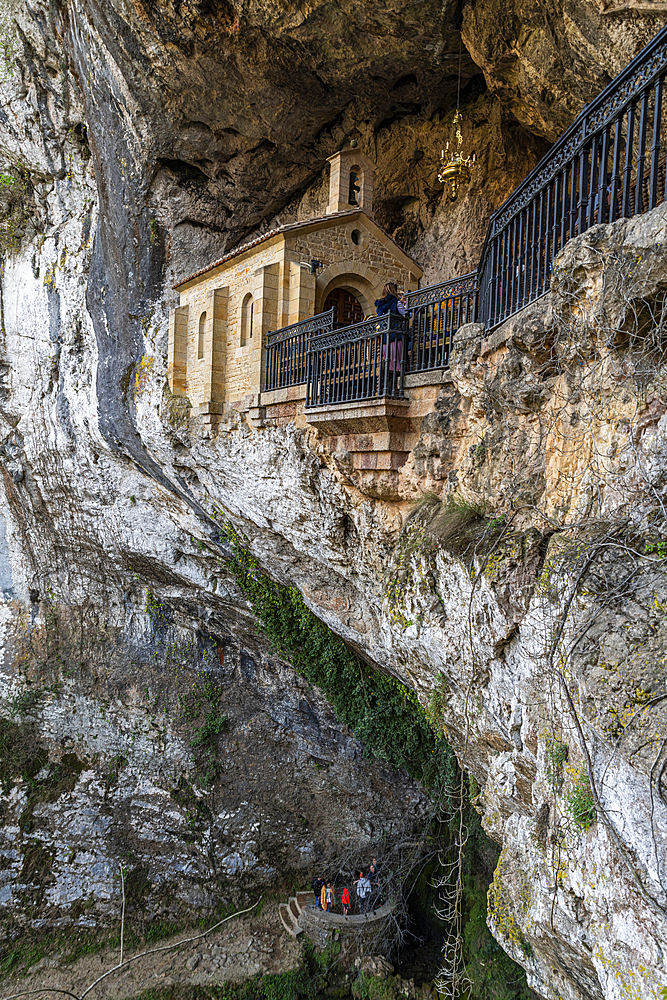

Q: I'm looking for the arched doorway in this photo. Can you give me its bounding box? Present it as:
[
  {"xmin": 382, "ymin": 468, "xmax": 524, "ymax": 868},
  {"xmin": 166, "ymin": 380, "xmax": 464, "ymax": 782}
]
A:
[{"xmin": 324, "ymin": 287, "xmax": 364, "ymax": 329}]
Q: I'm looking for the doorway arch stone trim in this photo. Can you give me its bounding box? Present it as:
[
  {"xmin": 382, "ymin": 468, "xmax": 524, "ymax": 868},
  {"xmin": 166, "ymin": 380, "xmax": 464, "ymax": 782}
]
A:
[{"xmin": 316, "ymin": 262, "xmax": 383, "ymax": 317}]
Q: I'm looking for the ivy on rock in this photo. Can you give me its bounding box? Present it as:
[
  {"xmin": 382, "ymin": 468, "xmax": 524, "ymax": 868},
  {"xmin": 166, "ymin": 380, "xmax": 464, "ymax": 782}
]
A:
[{"xmin": 223, "ymin": 523, "xmax": 456, "ymax": 792}]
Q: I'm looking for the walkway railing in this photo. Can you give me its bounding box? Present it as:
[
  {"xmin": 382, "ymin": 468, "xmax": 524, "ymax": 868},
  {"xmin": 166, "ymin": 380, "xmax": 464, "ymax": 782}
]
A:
[
  {"xmin": 264, "ymin": 308, "xmax": 335, "ymax": 392},
  {"xmin": 477, "ymin": 24, "xmax": 667, "ymax": 328},
  {"xmin": 305, "ymin": 313, "xmax": 408, "ymax": 408},
  {"xmin": 406, "ymin": 272, "xmax": 477, "ymax": 372},
  {"xmin": 260, "ymin": 24, "xmax": 667, "ymax": 405}
]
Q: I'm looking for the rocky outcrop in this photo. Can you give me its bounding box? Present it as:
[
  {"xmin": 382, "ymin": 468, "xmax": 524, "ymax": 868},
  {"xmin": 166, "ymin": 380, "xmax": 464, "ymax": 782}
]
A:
[
  {"xmin": 461, "ymin": 0, "xmax": 667, "ymax": 141},
  {"xmin": 129, "ymin": 207, "xmax": 667, "ymax": 1000}
]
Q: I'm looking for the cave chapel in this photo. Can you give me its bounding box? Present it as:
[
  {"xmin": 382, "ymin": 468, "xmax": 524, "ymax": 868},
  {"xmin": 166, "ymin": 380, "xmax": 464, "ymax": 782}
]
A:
[{"xmin": 168, "ymin": 147, "xmax": 423, "ymax": 416}]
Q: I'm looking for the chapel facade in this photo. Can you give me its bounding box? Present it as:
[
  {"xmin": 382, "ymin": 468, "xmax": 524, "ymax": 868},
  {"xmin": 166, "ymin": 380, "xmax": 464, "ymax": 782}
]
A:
[{"xmin": 168, "ymin": 147, "xmax": 422, "ymax": 416}]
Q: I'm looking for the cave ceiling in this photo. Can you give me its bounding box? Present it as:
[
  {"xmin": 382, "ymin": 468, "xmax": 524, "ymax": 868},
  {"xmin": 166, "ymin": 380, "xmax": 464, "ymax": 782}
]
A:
[{"xmin": 56, "ymin": 0, "xmax": 474, "ymax": 250}]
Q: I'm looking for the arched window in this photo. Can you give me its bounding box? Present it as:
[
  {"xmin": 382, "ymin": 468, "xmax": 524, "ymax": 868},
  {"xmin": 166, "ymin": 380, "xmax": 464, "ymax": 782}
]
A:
[
  {"xmin": 241, "ymin": 293, "xmax": 253, "ymax": 346},
  {"xmin": 198, "ymin": 311, "xmax": 206, "ymax": 359},
  {"xmin": 348, "ymin": 167, "xmax": 361, "ymax": 205}
]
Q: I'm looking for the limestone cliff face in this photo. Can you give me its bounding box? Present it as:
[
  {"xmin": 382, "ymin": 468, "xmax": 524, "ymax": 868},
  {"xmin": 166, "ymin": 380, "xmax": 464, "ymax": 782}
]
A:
[{"xmin": 1, "ymin": 1, "xmax": 667, "ymax": 999}]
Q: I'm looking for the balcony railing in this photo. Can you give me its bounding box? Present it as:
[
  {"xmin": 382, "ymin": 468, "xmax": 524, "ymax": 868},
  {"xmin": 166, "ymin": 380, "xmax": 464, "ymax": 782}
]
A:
[
  {"xmin": 406, "ymin": 273, "xmax": 477, "ymax": 372},
  {"xmin": 477, "ymin": 23, "xmax": 667, "ymax": 328},
  {"xmin": 264, "ymin": 308, "xmax": 335, "ymax": 392},
  {"xmin": 305, "ymin": 313, "xmax": 408, "ymax": 408}
]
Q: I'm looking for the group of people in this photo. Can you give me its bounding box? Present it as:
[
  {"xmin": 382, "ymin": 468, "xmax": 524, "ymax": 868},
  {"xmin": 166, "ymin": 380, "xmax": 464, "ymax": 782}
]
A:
[{"xmin": 310, "ymin": 858, "xmax": 382, "ymax": 917}]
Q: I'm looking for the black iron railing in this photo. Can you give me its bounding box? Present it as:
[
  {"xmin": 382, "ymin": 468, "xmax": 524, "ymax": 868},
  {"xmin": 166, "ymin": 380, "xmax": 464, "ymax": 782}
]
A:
[
  {"xmin": 406, "ymin": 272, "xmax": 477, "ymax": 372},
  {"xmin": 477, "ymin": 24, "xmax": 667, "ymax": 328},
  {"xmin": 305, "ymin": 313, "xmax": 408, "ymax": 408},
  {"xmin": 264, "ymin": 308, "xmax": 335, "ymax": 392},
  {"xmin": 260, "ymin": 24, "xmax": 667, "ymax": 405}
]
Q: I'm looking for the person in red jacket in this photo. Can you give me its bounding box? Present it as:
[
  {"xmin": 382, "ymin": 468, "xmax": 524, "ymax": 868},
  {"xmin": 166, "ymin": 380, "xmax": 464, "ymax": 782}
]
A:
[{"xmin": 341, "ymin": 886, "xmax": 351, "ymax": 916}]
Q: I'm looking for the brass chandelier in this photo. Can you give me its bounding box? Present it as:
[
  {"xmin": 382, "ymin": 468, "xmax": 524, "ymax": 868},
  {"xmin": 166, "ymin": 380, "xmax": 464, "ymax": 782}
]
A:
[
  {"xmin": 438, "ymin": 40, "xmax": 476, "ymax": 199},
  {"xmin": 438, "ymin": 110, "xmax": 475, "ymax": 198}
]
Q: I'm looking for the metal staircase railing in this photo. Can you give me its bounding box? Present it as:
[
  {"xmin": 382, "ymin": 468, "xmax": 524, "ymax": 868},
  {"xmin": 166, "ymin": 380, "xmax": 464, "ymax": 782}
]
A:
[{"xmin": 477, "ymin": 22, "xmax": 667, "ymax": 328}]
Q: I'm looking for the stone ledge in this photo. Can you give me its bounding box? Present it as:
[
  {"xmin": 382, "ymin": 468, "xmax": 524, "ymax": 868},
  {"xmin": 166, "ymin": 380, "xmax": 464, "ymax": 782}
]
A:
[
  {"xmin": 260, "ymin": 383, "xmax": 307, "ymax": 406},
  {"xmin": 480, "ymin": 326, "xmax": 511, "ymax": 356},
  {"xmin": 404, "ymin": 368, "xmax": 453, "ymax": 388},
  {"xmin": 300, "ymin": 899, "xmax": 394, "ymax": 930},
  {"xmin": 305, "ymin": 397, "xmax": 410, "ymax": 435},
  {"xmin": 193, "ymin": 401, "xmax": 224, "ymax": 416}
]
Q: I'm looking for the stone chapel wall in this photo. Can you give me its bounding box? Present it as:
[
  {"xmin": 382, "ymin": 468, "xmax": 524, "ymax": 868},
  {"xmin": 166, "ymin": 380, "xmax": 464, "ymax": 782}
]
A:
[{"xmin": 170, "ymin": 216, "xmax": 421, "ymax": 412}]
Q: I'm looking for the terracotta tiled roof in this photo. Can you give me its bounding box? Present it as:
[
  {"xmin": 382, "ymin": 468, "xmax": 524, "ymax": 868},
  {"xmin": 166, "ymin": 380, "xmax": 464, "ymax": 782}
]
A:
[{"xmin": 173, "ymin": 209, "xmax": 420, "ymax": 288}]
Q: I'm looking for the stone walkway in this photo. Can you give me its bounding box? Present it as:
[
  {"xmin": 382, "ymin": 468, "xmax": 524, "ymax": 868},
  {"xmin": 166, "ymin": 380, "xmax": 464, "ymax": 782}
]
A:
[
  {"xmin": 1, "ymin": 909, "xmax": 302, "ymax": 1000},
  {"xmin": 278, "ymin": 890, "xmax": 395, "ymax": 959}
]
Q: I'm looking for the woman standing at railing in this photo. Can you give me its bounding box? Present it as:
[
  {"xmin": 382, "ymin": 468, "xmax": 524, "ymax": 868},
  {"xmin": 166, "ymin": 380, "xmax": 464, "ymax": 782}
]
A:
[
  {"xmin": 375, "ymin": 282, "xmax": 404, "ymax": 374},
  {"xmin": 375, "ymin": 282, "xmax": 400, "ymax": 316}
]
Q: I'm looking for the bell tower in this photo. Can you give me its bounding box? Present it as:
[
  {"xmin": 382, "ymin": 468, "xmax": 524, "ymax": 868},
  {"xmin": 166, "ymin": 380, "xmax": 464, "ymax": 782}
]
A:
[{"xmin": 326, "ymin": 145, "xmax": 375, "ymax": 216}]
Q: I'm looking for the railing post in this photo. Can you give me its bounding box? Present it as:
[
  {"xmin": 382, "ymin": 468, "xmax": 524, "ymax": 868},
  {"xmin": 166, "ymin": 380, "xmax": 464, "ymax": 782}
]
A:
[
  {"xmin": 610, "ymin": 117, "xmax": 623, "ymax": 222},
  {"xmin": 622, "ymin": 100, "xmax": 636, "ymax": 218},
  {"xmin": 650, "ymin": 75, "xmax": 663, "ymax": 210},
  {"xmin": 587, "ymin": 135, "xmax": 599, "ymax": 230},
  {"xmin": 543, "ymin": 182, "xmax": 552, "ymax": 292},
  {"xmin": 398, "ymin": 324, "xmax": 408, "ymax": 398},
  {"xmin": 306, "ymin": 348, "xmax": 313, "ymax": 406},
  {"xmin": 489, "ymin": 238, "xmax": 498, "ymax": 327},
  {"xmin": 635, "ymin": 88, "xmax": 650, "ymax": 215},
  {"xmin": 577, "ymin": 118, "xmax": 589, "ymax": 233},
  {"xmin": 598, "ymin": 125, "xmax": 611, "ymax": 224},
  {"xmin": 264, "ymin": 333, "xmax": 272, "ymax": 392}
]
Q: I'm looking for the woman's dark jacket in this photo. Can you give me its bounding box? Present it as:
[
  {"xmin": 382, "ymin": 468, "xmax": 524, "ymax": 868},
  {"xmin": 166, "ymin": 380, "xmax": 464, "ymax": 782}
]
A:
[{"xmin": 375, "ymin": 294, "xmax": 400, "ymax": 316}]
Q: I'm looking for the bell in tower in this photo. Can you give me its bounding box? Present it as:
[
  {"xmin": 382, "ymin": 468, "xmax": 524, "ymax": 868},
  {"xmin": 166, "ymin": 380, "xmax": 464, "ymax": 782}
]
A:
[{"xmin": 326, "ymin": 144, "xmax": 375, "ymax": 216}]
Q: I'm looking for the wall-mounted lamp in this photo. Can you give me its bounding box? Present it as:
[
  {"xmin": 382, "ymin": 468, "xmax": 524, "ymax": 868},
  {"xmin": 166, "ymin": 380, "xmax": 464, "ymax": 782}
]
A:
[{"xmin": 300, "ymin": 259, "xmax": 323, "ymax": 274}]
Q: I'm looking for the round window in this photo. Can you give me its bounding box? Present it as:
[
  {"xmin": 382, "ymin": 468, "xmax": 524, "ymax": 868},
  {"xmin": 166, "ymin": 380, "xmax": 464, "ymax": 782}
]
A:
[{"xmin": 351, "ymin": 229, "xmax": 362, "ymax": 246}]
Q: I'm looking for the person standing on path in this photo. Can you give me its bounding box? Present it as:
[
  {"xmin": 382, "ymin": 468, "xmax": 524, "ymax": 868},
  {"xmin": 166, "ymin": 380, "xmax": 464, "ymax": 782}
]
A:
[
  {"xmin": 341, "ymin": 886, "xmax": 351, "ymax": 916},
  {"xmin": 321, "ymin": 881, "xmax": 334, "ymax": 911},
  {"xmin": 312, "ymin": 874, "xmax": 324, "ymax": 908},
  {"xmin": 354, "ymin": 870, "xmax": 371, "ymax": 914}
]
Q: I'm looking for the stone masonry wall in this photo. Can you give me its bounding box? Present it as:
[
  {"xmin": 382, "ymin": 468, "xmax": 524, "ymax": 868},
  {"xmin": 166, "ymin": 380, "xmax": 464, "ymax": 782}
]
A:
[
  {"xmin": 178, "ymin": 239, "xmax": 284, "ymax": 408},
  {"xmin": 173, "ymin": 216, "xmax": 420, "ymax": 410}
]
